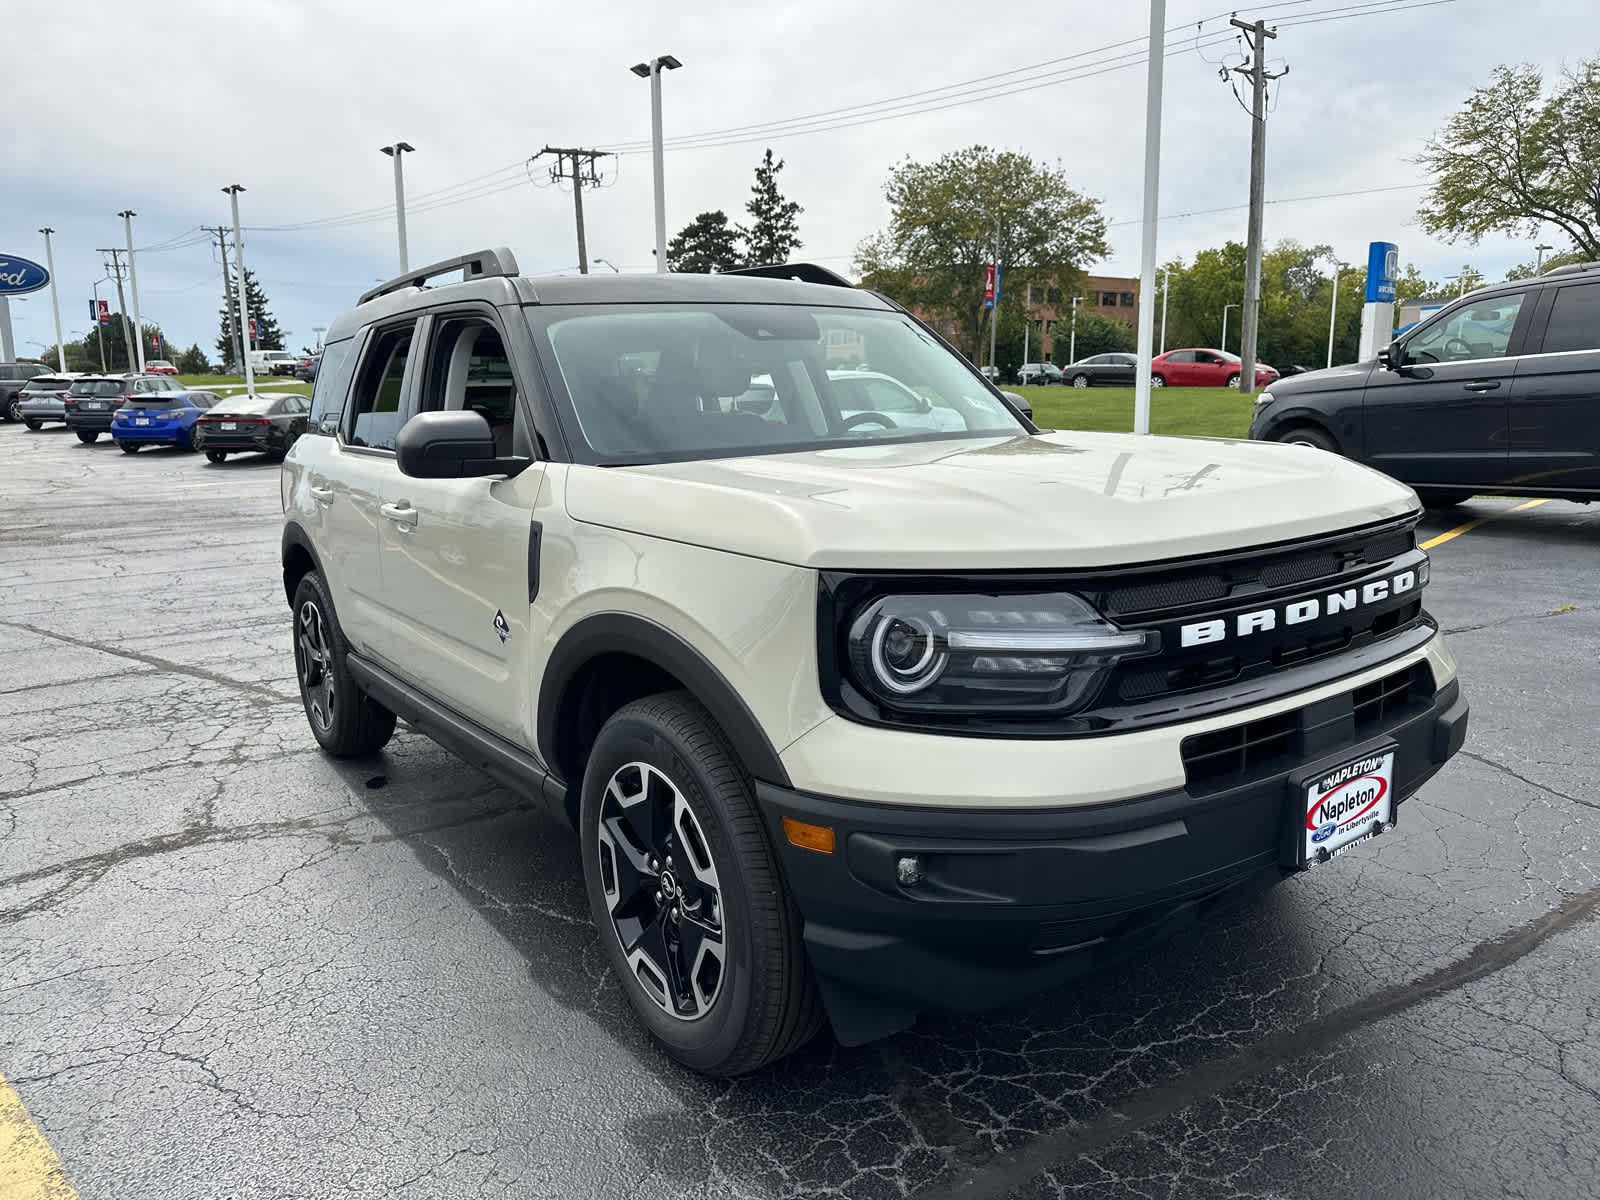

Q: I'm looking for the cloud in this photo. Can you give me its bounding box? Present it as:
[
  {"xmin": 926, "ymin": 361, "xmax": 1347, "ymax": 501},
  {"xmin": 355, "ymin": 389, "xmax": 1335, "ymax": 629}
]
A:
[{"xmin": 4, "ymin": 0, "xmax": 1590, "ymax": 359}]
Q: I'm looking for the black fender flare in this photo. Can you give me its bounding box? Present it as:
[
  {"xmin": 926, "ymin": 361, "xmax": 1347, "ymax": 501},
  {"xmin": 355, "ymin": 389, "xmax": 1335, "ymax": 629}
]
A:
[
  {"xmin": 280, "ymin": 521, "xmax": 327, "ymax": 607},
  {"xmin": 537, "ymin": 613, "xmax": 793, "ymax": 789}
]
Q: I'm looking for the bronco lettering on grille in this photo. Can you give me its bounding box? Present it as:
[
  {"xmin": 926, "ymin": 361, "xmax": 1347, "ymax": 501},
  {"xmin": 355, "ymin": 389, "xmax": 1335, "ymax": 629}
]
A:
[{"xmin": 1180, "ymin": 569, "xmax": 1418, "ymax": 649}]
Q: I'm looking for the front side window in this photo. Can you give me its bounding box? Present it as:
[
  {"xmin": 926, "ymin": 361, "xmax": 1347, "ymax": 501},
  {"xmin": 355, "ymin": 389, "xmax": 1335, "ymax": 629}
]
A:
[
  {"xmin": 346, "ymin": 326, "xmax": 414, "ymax": 450},
  {"xmin": 419, "ymin": 318, "xmax": 518, "ymax": 454},
  {"xmin": 539, "ymin": 305, "xmax": 1024, "ymax": 463},
  {"xmin": 1165, "ymin": 351, "xmax": 1196, "ymax": 364},
  {"xmin": 1404, "ymin": 293, "xmax": 1526, "ymax": 364}
]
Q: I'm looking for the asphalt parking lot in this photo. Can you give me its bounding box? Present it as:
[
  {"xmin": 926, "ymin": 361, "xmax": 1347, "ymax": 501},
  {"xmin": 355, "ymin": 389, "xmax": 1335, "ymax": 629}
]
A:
[{"xmin": 3, "ymin": 422, "xmax": 1598, "ymax": 1200}]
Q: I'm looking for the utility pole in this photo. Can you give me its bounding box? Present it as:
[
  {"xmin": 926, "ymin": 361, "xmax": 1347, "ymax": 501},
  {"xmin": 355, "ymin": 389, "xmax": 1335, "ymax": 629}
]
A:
[
  {"xmin": 208, "ymin": 226, "xmax": 245, "ymax": 374},
  {"xmin": 1159, "ymin": 264, "xmax": 1171, "ymax": 355},
  {"xmin": 1022, "ymin": 282, "xmax": 1031, "ymax": 365},
  {"xmin": 119, "ymin": 211, "xmax": 146, "ymax": 371},
  {"xmin": 91, "ymin": 278, "xmax": 109, "ymax": 372},
  {"xmin": 1069, "ymin": 295, "xmax": 1082, "ymax": 364},
  {"xmin": 223, "ymin": 185, "xmax": 256, "ymax": 398},
  {"xmin": 1326, "ymin": 260, "xmax": 1345, "ymax": 369},
  {"xmin": 97, "ymin": 247, "xmax": 137, "ymax": 371},
  {"xmin": 535, "ymin": 147, "xmax": 611, "ymax": 274},
  {"xmin": 1534, "ymin": 243, "xmax": 1553, "ymax": 273},
  {"xmin": 1230, "ymin": 16, "xmax": 1286, "ymax": 396}
]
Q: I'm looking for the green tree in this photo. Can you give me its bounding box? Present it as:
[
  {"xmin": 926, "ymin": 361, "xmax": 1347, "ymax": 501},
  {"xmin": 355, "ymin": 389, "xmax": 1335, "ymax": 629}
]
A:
[
  {"xmin": 743, "ymin": 148, "xmax": 804, "ymax": 266},
  {"xmin": 177, "ymin": 343, "xmax": 210, "ymax": 374},
  {"xmin": 1419, "ymin": 59, "xmax": 1600, "ymax": 259},
  {"xmin": 53, "ymin": 317, "xmax": 172, "ymax": 372},
  {"xmin": 666, "ymin": 211, "xmax": 744, "ymax": 273},
  {"xmin": 855, "ymin": 145, "xmax": 1108, "ymax": 361},
  {"xmin": 1507, "ymin": 248, "xmax": 1586, "ymax": 279},
  {"xmin": 1055, "ymin": 309, "xmax": 1135, "ymax": 363},
  {"xmin": 216, "ymin": 268, "xmax": 287, "ymax": 365}
]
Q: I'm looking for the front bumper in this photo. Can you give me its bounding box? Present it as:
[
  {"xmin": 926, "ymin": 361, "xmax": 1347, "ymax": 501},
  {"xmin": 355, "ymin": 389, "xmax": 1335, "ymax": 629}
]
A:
[{"xmin": 757, "ymin": 672, "xmax": 1467, "ymax": 1044}]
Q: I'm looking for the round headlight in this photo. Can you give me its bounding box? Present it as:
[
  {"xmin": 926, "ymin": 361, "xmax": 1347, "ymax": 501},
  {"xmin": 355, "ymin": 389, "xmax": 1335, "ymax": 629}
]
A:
[{"xmin": 869, "ymin": 614, "xmax": 944, "ymax": 694}]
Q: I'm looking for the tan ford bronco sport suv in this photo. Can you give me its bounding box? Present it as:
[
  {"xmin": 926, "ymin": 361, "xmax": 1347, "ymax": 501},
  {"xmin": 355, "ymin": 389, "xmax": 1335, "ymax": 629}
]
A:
[{"xmin": 281, "ymin": 249, "xmax": 1468, "ymax": 1076}]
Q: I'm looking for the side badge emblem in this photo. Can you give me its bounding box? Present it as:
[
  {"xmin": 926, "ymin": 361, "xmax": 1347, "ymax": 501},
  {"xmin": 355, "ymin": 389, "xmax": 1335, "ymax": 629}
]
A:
[{"xmin": 493, "ymin": 610, "xmax": 511, "ymax": 644}]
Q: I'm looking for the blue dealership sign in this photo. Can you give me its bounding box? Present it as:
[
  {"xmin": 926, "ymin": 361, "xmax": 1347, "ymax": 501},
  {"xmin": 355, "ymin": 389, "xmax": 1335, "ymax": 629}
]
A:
[
  {"xmin": 1365, "ymin": 241, "xmax": 1398, "ymax": 303},
  {"xmin": 0, "ymin": 253, "xmax": 51, "ymax": 297}
]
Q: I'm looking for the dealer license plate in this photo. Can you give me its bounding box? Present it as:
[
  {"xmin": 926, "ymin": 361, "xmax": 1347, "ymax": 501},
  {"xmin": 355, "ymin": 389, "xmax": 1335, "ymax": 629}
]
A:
[
  {"xmin": 220, "ymin": 422, "xmax": 237, "ymax": 430},
  {"xmin": 136, "ymin": 417, "xmax": 150, "ymax": 426},
  {"xmin": 1303, "ymin": 750, "xmax": 1394, "ymax": 864},
  {"xmin": 84, "ymin": 401, "xmax": 105, "ymax": 410}
]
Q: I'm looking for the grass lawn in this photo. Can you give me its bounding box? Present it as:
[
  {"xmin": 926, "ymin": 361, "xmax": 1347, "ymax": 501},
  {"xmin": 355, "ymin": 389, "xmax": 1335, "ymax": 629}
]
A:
[
  {"xmin": 1011, "ymin": 384, "xmax": 1256, "ymax": 440},
  {"xmin": 180, "ymin": 374, "xmax": 311, "ymax": 396}
]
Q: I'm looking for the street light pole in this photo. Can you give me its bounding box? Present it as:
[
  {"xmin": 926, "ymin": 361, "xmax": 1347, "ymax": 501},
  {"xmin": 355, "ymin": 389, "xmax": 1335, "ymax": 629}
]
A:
[
  {"xmin": 1159, "ymin": 264, "xmax": 1171, "ymax": 355},
  {"xmin": 1326, "ymin": 261, "xmax": 1345, "ymax": 369},
  {"xmin": 1222, "ymin": 302, "xmax": 1239, "ymax": 354},
  {"xmin": 380, "ymin": 143, "xmax": 415, "ymax": 272},
  {"xmin": 988, "ymin": 217, "xmax": 1000, "ymax": 375},
  {"xmin": 223, "ymin": 184, "xmax": 256, "ymax": 399},
  {"xmin": 119, "ymin": 210, "xmax": 145, "ymax": 371},
  {"xmin": 38, "ymin": 228, "xmax": 66, "ymax": 372},
  {"xmin": 593, "ymin": 257, "xmax": 621, "ymax": 273},
  {"xmin": 631, "ymin": 55, "xmax": 682, "ymax": 274},
  {"xmin": 1068, "ymin": 295, "xmax": 1082, "ymax": 364},
  {"xmin": 1133, "ymin": 0, "xmax": 1166, "ymax": 435},
  {"xmin": 91, "ymin": 278, "xmax": 109, "ymax": 372},
  {"xmin": 1535, "ymin": 243, "xmax": 1553, "ymax": 274}
]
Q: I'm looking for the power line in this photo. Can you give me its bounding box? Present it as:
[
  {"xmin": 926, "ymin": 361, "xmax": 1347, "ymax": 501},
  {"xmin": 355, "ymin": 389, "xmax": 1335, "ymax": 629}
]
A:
[
  {"xmin": 1105, "ymin": 180, "xmax": 1428, "ymax": 227},
  {"xmin": 532, "ymin": 147, "xmax": 613, "ymax": 274}
]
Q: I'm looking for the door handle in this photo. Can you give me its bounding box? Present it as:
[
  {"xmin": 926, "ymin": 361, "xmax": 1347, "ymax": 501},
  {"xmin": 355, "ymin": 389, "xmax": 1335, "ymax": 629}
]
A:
[
  {"xmin": 308, "ymin": 485, "xmax": 333, "ymax": 504},
  {"xmin": 380, "ymin": 502, "xmax": 419, "ymax": 529},
  {"xmin": 1463, "ymin": 380, "xmax": 1502, "ymax": 392}
]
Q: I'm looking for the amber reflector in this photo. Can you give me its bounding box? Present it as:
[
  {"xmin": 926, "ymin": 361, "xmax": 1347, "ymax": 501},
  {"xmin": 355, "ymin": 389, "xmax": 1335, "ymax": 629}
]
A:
[{"xmin": 781, "ymin": 817, "xmax": 836, "ymax": 854}]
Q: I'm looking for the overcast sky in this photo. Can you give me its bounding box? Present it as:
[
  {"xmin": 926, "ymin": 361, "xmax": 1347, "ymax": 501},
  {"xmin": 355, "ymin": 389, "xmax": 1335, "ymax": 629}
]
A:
[{"xmin": 6, "ymin": 0, "xmax": 1594, "ymax": 362}]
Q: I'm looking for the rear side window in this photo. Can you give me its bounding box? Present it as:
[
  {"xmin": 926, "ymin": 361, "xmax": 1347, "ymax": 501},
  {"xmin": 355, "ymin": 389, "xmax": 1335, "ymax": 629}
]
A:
[
  {"xmin": 346, "ymin": 326, "xmax": 414, "ymax": 450},
  {"xmin": 308, "ymin": 338, "xmax": 358, "ymax": 435},
  {"xmin": 1539, "ymin": 282, "xmax": 1600, "ymax": 355}
]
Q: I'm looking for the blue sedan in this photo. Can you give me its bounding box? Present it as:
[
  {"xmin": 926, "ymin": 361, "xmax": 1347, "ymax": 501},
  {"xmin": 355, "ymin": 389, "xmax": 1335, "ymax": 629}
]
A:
[{"xmin": 111, "ymin": 390, "xmax": 221, "ymax": 453}]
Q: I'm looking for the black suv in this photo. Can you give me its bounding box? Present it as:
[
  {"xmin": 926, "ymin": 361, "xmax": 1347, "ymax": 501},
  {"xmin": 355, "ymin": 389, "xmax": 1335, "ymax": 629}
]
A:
[
  {"xmin": 1, "ymin": 362, "xmax": 50, "ymax": 422},
  {"xmin": 1250, "ymin": 262, "xmax": 1600, "ymax": 505}
]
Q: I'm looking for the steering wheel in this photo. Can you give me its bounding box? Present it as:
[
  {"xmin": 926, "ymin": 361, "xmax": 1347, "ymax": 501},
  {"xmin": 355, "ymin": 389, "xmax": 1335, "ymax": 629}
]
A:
[
  {"xmin": 1444, "ymin": 336, "xmax": 1474, "ymax": 358},
  {"xmin": 840, "ymin": 411, "xmax": 899, "ymax": 431}
]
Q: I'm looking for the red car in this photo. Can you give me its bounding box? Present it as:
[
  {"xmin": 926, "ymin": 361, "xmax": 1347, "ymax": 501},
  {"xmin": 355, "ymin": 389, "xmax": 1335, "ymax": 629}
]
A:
[
  {"xmin": 1150, "ymin": 348, "xmax": 1278, "ymax": 389},
  {"xmin": 145, "ymin": 360, "xmax": 179, "ymax": 375}
]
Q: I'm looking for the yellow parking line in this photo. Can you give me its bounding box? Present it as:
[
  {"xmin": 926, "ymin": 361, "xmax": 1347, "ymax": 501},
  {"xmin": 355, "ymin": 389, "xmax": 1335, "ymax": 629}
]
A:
[
  {"xmin": 1421, "ymin": 498, "xmax": 1551, "ymax": 550},
  {"xmin": 0, "ymin": 1073, "xmax": 77, "ymax": 1199}
]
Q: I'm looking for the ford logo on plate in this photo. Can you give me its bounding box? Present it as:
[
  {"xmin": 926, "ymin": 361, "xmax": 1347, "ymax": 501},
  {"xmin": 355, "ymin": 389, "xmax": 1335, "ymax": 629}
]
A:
[
  {"xmin": 1311, "ymin": 821, "xmax": 1339, "ymax": 844},
  {"xmin": 0, "ymin": 254, "xmax": 51, "ymax": 297}
]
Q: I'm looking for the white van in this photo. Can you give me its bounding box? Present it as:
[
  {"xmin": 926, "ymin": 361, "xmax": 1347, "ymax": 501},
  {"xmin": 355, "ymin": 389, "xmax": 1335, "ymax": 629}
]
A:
[{"xmin": 248, "ymin": 349, "xmax": 300, "ymax": 376}]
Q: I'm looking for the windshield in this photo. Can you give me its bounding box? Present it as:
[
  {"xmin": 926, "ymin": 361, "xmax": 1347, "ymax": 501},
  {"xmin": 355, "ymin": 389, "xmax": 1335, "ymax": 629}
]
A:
[
  {"xmin": 70, "ymin": 380, "xmax": 125, "ymax": 396},
  {"xmin": 539, "ymin": 305, "xmax": 1024, "ymax": 463}
]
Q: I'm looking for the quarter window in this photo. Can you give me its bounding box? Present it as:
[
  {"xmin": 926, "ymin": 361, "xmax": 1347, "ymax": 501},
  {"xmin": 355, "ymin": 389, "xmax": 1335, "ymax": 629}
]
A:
[
  {"xmin": 1539, "ymin": 282, "xmax": 1600, "ymax": 355},
  {"xmin": 309, "ymin": 338, "xmax": 358, "ymax": 433},
  {"xmin": 347, "ymin": 326, "xmax": 415, "ymax": 450},
  {"xmin": 1403, "ymin": 293, "xmax": 1526, "ymax": 364}
]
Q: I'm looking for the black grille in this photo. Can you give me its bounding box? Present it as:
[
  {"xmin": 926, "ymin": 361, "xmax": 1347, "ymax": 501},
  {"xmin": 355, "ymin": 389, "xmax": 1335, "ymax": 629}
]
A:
[
  {"xmin": 1179, "ymin": 662, "xmax": 1435, "ymax": 792},
  {"xmin": 1105, "ymin": 575, "xmax": 1228, "ymax": 614},
  {"xmin": 1181, "ymin": 711, "xmax": 1298, "ymax": 788},
  {"xmin": 1258, "ymin": 552, "xmax": 1341, "ymax": 589},
  {"xmin": 1361, "ymin": 530, "xmax": 1413, "ymax": 563},
  {"xmin": 1354, "ymin": 662, "xmax": 1427, "ymax": 729}
]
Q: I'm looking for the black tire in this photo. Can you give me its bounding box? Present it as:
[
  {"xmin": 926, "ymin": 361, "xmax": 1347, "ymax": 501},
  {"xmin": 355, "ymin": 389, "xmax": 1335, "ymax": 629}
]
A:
[
  {"xmin": 1225, "ymin": 373, "xmax": 1241, "ymax": 389},
  {"xmin": 290, "ymin": 571, "xmax": 397, "ymax": 758},
  {"xmin": 580, "ymin": 691, "xmax": 822, "ymax": 1077},
  {"xmin": 206, "ymin": 449, "xmax": 227, "ymax": 463},
  {"xmin": 1277, "ymin": 426, "xmax": 1338, "ymax": 453},
  {"xmin": 23, "ymin": 419, "xmax": 41, "ymax": 431},
  {"xmin": 118, "ymin": 441, "xmax": 140, "ymax": 454},
  {"xmin": 76, "ymin": 430, "xmax": 98, "ymax": 444},
  {"xmin": 1150, "ymin": 374, "xmax": 1166, "ymax": 389},
  {"xmin": 1071, "ymin": 374, "xmax": 1090, "ymax": 388},
  {"xmin": 4, "ymin": 397, "xmax": 20, "ymax": 422}
]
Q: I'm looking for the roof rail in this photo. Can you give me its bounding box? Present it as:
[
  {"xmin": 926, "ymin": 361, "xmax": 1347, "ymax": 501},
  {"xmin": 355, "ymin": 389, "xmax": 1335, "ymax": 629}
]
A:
[
  {"xmin": 1538, "ymin": 260, "xmax": 1600, "ymax": 278},
  {"xmin": 359, "ymin": 247, "xmax": 520, "ymax": 306},
  {"xmin": 721, "ymin": 262, "xmax": 856, "ymax": 288}
]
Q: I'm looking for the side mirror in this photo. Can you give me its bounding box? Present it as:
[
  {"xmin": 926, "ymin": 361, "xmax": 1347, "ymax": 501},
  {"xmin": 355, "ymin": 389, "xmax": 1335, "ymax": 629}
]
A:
[
  {"xmin": 396, "ymin": 410, "xmax": 529, "ymax": 478},
  {"xmin": 1377, "ymin": 343, "xmax": 1399, "ymax": 371}
]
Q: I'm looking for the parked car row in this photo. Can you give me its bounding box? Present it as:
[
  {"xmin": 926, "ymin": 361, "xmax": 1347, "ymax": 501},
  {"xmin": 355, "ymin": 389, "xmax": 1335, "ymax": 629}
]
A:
[
  {"xmin": 997, "ymin": 350, "xmax": 1282, "ymax": 389},
  {"xmin": 8, "ymin": 369, "xmax": 311, "ymax": 461}
]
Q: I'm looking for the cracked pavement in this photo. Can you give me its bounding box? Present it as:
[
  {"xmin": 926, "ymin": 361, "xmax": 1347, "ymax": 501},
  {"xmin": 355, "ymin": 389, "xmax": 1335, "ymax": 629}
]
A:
[{"xmin": 2, "ymin": 425, "xmax": 1598, "ymax": 1199}]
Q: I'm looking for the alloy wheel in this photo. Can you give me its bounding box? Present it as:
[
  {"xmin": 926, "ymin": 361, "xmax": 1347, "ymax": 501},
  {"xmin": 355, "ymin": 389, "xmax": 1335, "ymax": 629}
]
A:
[
  {"xmin": 595, "ymin": 761, "xmax": 727, "ymax": 1021},
  {"xmin": 1072, "ymin": 375, "xmax": 1088, "ymax": 388},
  {"xmin": 295, "ymin": 599, "xmax": 336, "ymax": 731}
]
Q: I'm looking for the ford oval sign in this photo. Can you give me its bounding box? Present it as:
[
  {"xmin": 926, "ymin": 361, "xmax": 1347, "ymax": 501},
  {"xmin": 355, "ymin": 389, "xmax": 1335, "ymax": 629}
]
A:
[{"xmin": 0, "ymin": 254, "xmax": 51, "ymax": 297}]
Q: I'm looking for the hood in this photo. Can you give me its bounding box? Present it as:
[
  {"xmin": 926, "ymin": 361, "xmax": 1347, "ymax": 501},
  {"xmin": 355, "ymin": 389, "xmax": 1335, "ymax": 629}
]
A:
[
  {"xmin": 563, "ymin": 432, "xmax": 1419, "ymax": 571},
  {"xmin": 1269, "ymin": 361, "xmax": 1375, "ymax": 394}
]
